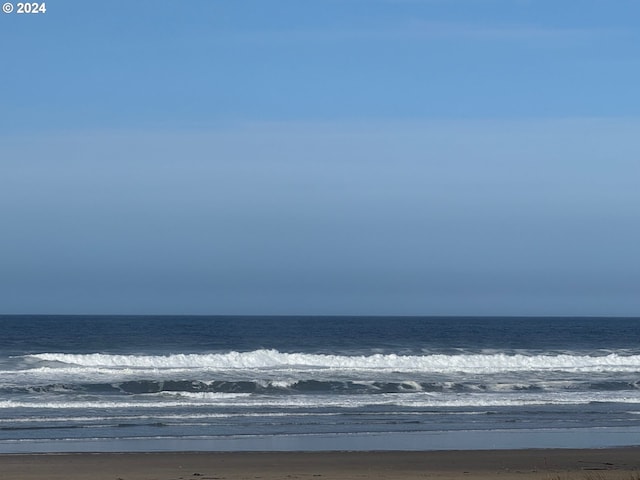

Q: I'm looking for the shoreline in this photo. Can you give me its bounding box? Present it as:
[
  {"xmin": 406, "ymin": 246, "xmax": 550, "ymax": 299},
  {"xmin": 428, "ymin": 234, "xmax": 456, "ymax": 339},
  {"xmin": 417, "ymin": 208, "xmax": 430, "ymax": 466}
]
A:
[
  {"xmin": 2, "ymin": 448, "xmax": 640, "ymax": 480},
  {"xmin": 3, "ymin": 426, "xmax": 640, "ymax": 454}
]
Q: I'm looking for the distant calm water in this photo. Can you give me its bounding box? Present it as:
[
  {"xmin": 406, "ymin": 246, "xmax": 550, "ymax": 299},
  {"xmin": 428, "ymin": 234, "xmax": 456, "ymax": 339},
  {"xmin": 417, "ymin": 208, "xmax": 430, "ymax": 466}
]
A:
[{"xmin": 1, "ymin": 316, "xmax": 640, "ymax": 452}]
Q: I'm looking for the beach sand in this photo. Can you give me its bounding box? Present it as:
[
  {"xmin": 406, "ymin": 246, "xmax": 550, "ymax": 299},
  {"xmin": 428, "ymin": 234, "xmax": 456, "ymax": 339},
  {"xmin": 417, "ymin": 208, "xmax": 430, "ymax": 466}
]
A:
[{"xmin": 1, "ymin": 448, "xmax": 640, "ymax": 480}]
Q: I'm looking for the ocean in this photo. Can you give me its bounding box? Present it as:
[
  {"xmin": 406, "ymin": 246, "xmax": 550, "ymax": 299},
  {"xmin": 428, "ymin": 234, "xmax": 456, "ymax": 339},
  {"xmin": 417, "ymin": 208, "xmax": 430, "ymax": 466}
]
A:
[{"xmin": 1, "ymin": 315, "xmax": 640, "ymax": 453}]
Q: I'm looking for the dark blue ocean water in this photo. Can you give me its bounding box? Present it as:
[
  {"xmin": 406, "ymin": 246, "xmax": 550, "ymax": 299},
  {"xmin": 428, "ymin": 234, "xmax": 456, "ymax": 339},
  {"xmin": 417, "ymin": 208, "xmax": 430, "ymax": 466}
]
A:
[{"xmin": 2, "ymin": 316, "xmax": 640, "ymax": 452}]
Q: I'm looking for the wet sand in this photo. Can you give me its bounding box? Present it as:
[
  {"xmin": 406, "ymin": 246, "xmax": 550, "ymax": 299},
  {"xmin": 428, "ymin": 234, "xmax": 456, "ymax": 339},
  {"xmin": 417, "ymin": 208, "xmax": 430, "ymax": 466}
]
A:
[{"xmin": 2, "ymin": 448, "xmax": 640, "ymax": 480}]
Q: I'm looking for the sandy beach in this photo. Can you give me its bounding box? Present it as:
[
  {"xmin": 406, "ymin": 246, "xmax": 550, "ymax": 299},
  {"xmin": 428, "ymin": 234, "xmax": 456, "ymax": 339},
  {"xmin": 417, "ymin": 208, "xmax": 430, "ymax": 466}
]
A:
[{"xmin": 2, "ymin": 448, "xmax": 640, "ymax": 480}]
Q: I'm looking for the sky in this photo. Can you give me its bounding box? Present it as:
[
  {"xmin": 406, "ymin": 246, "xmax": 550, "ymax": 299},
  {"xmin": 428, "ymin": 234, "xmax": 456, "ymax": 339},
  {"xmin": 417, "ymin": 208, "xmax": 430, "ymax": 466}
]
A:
[{"xmin": 1, "ymin": 0, "xmax": 639, "ymax": 316}]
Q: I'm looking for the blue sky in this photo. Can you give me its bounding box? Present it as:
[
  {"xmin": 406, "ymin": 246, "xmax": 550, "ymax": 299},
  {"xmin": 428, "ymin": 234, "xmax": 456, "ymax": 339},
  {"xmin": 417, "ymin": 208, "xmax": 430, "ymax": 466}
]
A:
[{"xmin": 1, "ymin": 0, "xmax": 639, "ymax": 315}]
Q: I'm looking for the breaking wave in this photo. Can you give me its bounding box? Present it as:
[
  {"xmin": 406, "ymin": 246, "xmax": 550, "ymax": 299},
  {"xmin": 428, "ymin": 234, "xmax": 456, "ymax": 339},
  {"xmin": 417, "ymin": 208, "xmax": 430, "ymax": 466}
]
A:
[{"xmin": 24, "ymin": 350, "xmax": 640, "ymax": 374}]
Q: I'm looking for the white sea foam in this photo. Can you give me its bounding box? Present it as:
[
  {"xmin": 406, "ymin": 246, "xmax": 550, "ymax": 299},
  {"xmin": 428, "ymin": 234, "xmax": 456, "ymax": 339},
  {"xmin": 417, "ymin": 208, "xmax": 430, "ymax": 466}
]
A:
[
  {"xmin": 155, "ymin": 392, "xmax": 252, "ymax": 400},
  {"xmin": 0, "ymin": 412, "xmax": 334, "ymax": 424},
  {"xmin": 25, "ymin": 350, "xmax": 640, "ymax": 374},
  {"xmin": 1, "ymin": 391, "xmax": 639, "ymax": 410}
]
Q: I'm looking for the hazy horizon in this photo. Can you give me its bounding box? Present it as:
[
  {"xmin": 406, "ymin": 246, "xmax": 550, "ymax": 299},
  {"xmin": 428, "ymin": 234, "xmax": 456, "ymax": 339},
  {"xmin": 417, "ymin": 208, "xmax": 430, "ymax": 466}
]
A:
[{"xmin": 2, "ymin": 1, "xmax": 639, "ymax": 316}]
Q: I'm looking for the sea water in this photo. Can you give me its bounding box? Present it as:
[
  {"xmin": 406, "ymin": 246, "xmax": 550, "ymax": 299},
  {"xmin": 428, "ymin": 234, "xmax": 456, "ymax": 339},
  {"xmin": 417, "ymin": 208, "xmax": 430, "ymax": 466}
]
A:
[{"xmin": 1, "ymin": 316, "xmax": 640, "ymax": 452}]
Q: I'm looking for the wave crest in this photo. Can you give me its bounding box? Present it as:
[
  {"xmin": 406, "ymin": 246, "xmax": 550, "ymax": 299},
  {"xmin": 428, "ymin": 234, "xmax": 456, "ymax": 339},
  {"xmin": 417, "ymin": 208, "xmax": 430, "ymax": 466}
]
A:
[{"xmin": 26, "ymin": 350, "xmax": 640, "ymax": 373}]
